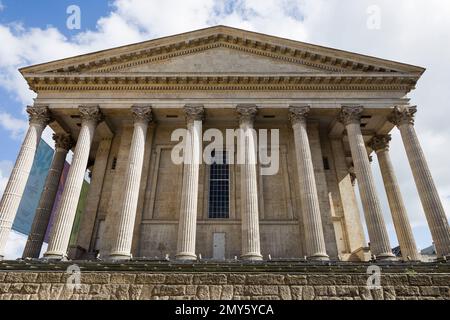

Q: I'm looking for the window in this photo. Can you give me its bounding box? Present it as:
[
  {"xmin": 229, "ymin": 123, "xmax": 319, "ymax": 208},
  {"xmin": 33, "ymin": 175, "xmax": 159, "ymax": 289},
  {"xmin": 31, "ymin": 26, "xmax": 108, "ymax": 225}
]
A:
[
  {"xmin": 323, "ymin": 157, "xmax": 330, "ymax": 170},
  {"xmin": 208, "ymin": 150, "xmax": 230, "ymax": 219}
]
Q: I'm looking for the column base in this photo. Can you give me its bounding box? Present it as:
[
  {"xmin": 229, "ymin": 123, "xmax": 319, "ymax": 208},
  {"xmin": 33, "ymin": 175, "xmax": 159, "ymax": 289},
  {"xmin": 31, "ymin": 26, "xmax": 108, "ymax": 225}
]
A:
[
  {"xmin": 175, "ymin": 252, "xmax": 197, "ymax": 261},
  {"xmin": 42, "ymin": 252, "xmax": 67, "ymax": 261},
  {"xmin": 0, "ymin": 255, "xmax": 4, "ymax": 261},
  {"xmin": 109, "ymin": 252, "xmax": 132, "ymax": 262},
  {"xmin": 307, "ymin": 253, "xmax": 330, "ymax": 261},
  {"xmin": 241, "ymin": 253, "xmax": 263, "ymax": 261},
  {"xmin": 437, "ymin": 255, "xmax": 450, "ymax": 262},
  {"xmin": 374, "ymin": 252, "xmax": 398, "ymax": 261},
  {"xmin": 402, "ymin": 254, "xmax": 422, "ymax": 262}
]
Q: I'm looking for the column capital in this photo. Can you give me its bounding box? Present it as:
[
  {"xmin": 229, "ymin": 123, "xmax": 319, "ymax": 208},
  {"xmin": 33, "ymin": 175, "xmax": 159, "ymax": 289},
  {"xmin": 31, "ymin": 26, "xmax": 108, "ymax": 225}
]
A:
[
  {"xmin": 53, "ymin": 133, "xmax": 74, "ymax": 151},
  {"xmin": 79, "ymin": 106, "xmax": 104, "ymax": 125},
  {"xmin": 338, "ymin": 106, "xmax": 364, "ymax": 126},
  {"xmin": 26, "ymin": 106, "xmax": 52, "ymax": 127},
  {"xmin": 370, "ymin": 134, "xmax": 392, "ymax": 153},
  {"xmin": 131, "ymin": 106, "xmax": 153, "ymax": 123},
  {"xmin": 288, "ymin": 105, "xmax": 310, "ymax": 125},
  {"xmin": 184, "ymin": 105, "xmax": 204, "ymax": 122},
  {"xmin": 388, "ymin": 105, "xmax": 417, "ymax": 126},
  {"xmin": 236, "ymin": 105, "xmax": 258, "ymax": 125}
]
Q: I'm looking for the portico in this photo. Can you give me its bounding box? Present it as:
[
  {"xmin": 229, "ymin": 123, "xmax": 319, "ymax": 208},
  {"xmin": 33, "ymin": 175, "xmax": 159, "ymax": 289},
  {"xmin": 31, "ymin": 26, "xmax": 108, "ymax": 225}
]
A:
[{"xmin": 0, "ymin": 26, "xmax": 448, "ymax": 261}]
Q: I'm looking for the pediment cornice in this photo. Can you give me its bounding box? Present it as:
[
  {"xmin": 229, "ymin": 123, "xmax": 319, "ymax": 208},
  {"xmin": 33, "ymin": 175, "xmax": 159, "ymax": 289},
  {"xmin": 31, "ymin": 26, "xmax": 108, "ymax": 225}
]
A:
[{"xmin": 25, "ymin": 72, "xmax": 418, "ymax": 92}]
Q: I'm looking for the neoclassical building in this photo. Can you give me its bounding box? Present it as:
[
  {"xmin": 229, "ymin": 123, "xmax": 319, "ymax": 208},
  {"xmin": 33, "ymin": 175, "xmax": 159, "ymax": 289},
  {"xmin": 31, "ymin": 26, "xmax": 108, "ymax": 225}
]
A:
[{"xmin": 0, "ymin": 26, "xmax": 449, "ymax": 262}]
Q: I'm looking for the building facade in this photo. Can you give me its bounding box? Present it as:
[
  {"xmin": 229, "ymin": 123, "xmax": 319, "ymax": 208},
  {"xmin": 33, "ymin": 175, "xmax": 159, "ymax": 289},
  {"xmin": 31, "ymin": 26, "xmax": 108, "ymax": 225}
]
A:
[{"xmin": 0, "ymin": 26, "xmax": 449, "ymax": 262}]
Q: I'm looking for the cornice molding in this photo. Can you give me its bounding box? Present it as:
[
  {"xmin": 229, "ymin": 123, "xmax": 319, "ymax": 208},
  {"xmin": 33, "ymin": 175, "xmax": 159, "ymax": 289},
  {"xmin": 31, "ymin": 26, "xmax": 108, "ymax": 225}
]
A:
[{"xmin": 25, "ymin": 73, "xmax": 417, "ymax": 92}]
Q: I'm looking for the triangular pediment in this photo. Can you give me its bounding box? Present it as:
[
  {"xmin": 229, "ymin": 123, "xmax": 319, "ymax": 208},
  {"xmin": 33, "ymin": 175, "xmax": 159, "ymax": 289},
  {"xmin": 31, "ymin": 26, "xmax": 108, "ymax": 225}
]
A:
[
  {"xmin": 116, "ymin": 46, "xmax": 323, "ymax": 73},
  {"xmin": 20, "ymin": 25, "xmax": 425, "ymax": 76}
]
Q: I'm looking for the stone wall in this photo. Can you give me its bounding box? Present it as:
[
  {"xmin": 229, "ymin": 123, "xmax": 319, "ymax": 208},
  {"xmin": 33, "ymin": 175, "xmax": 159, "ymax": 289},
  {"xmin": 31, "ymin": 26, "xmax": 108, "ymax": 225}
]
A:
[{"xmin": 0, "ymin": 262, "xmax": 449, "ymax": 300}]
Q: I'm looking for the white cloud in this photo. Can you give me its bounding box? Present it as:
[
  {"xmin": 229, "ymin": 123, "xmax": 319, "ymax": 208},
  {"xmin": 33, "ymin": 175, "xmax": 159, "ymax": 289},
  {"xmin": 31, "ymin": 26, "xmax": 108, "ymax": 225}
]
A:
[
  {"xmin": 0, "ymin": 0, "xmax": 449, "ymax": 257},
  {"xmin": 3, "ymin": 230, "xmax": 26, "ymax": 260},
  {"xmin": 0, "ymin": 160, "xmax": 13, "ymax": 196},
  {"xmin": 0, "ymin": 111, "xmax": 28, "ymax": 139}
]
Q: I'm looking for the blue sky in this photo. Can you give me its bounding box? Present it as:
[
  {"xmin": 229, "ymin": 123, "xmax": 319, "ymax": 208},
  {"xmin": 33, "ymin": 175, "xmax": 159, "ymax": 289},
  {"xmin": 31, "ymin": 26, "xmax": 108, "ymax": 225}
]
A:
[
  {"xmin": 0, "ymin": 1, "xmax": 111, "ymax": 158},
  {"xmin": 0, "ymin": 0, "xmax": 111, "ymax": 34},
  {"xmin": 1, "ymin": 0, "xmax": 450, "ymax": 258}
]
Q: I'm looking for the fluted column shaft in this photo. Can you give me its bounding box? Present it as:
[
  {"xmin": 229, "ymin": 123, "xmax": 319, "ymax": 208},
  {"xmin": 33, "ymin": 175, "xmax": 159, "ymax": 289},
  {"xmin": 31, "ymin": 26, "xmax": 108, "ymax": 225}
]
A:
[
  {"xmin": 44, "ymin": 106, "xmax": 102, "ymax": 260},
  {"xmin": 22, "ymin": 134, "xmax": 73, "ymax": 259},
  {"xmin": 371, "ymin": 135, "xmax": 420, "ymax": 261},
  {"xmin": 110, "ymin": 107, "xmax": 152, "ymax": 261},
  {"xmin": 237, "ymin": 106, "xmax": 262, "ymax": 261},
  {"xmin": 289, "ymin": 106, "xmax": 329, "ymax": 260},
  {"xmin": 390, "ymin": 106, "xmax": 450, "ymax": 257},
  {"xmin": 0, "ymin": 106, "xmax": 51, "ymax": 259},
  {"xmin": 176, "ymin": 105, "xmax": 203, "ymax": 260},
  {"xmin": 339, "ymin": 106, "xmax": 395, "ymax": 260}
]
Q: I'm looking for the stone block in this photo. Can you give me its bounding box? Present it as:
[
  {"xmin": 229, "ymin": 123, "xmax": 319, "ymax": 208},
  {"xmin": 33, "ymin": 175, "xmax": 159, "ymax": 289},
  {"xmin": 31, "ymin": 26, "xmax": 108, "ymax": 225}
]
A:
[
  {"xmin": 5, "ymin": 272, "xmax": 38, "ymax": 283},
  {"xmin": 303, "ymin": 286, "xmax": 315, "ymax": 300},
  {"xmin": 395, "ymin": 286, "xmax": 419, "ymax": 297},
  {"xmin": 382, "ymin": 274, "xmax": 408, "ymax": 286},
  {"xmin": 262, "ymin": 285, "xmax": 279, "ymax": 295},
  {"xmin": 285, "ymin": 275, "xmax": 307, "ymax": 285},
  {"xmin": 160, "ymin": 285, "xmax": 186, "ymax": 296},
  {"xmin": 308, "ymin": 275, "xmax": 335, "ymax": 285},
  {"xmin": 37, "ymin": 272, "xmax": 62, "ymax": 283},
  {"xmin": 82, "ymin": 273, "xmax": 110, "ymax": 284},
  {"xmin": 165, "ymin": 274, "xmax": 193, "ymax": 284},
  {"xmin": 0, "ymin": 284, "xmax": 11, "ymax": 294},
  {"xmin": 193, "ymin": 274, "xmax": 227, "ymax": 284},
  {"xmin": 279, "ymin": 286, "xmax": 292, "ymax": 300},
  {"xmin": 228, "ymin": 274, "xmax": 245, "ymax": 284},
  {"xmin": 431, "ymin": 275, "xmax": 450, "ymax": 286},
  {"xmin": 110, "ymin": 273, "xmax": 136, "ymax": 284},
  {"xmin": 408, "ymin": 275, "xmax": 432, "ymax": 286},
  {"xmin": 244, "ymin": 285, "xmax": 263, "ymax": 295},
  {"xmin": 246, "ymin": 274, "xmax": 284, "ymax": 285},
  {"xmin": 420, "ymin": 286, "xmax": 441, "ymax": 296},
  {"xmin": 139, "ymin": 285, "xmax": 155, "ymax": 300},
  {"xmin": 209, "ymin": 285, "xmax": 222, "ymax": 299},
  {"xmin": 196, "ymin": 285, "xmax": 210, "ymax": 300},
  {"xmin": 22, "ymin": 284, "xmax": 40, "ymax": 294},
  {"xmin": 130, "ymin": 285, "xmax": 143, "ymax": 300},
  {"xmin": 221, "ymin": 285, "xmax": 233, "ymax": 300},
  {"xmin": 290, "ymin": 286, "xmax": 302, "ymax": 300},
  {"xmin": 135, "ymin": 274, "xmax": 165, "ymax": 284}
]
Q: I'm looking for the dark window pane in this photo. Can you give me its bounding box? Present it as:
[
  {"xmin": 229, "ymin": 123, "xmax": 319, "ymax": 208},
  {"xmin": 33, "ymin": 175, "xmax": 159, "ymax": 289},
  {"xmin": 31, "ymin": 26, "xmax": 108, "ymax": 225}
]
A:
[{"xmin": 208, "ymin": 150, "xmax": 230, "ymax": 219}]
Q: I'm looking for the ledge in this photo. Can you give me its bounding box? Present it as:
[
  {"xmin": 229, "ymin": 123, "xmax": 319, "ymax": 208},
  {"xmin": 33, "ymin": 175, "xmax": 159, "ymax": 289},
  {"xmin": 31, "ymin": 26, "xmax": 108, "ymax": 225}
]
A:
[{"xmin": 1, "ymin": 259, "xmax": 449, "ymax": 273}]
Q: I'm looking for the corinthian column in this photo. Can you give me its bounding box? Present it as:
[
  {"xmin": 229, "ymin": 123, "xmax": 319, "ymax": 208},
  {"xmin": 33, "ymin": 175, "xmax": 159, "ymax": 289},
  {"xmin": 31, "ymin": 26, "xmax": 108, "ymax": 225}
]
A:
[
  {"xmin": 0, "ymin": 106, "xmax": 51, "ymax": 259},
  {"xmin": 289, "ymin": 106, "xmax": 329, "ymax": 260},
  {"xmin": 44, "ymin": 106, "xmax": 103, "ymax": 260},
  {"xmin": 237, "ymin": 105, "xmax": 262, "ymax": 261},
  {"xmin": 110, "ymin": 106, "xmax": 152, "ymax": 261},
  {"xmin": 390, "ymin": 106, "xmax": 450, "ymax": 258},
  {"xmin": 338, "ymin": 106, "xmax": 395, "ymax": 260},
  {"xmin": 22, "ymin": 133, "xmax": 74, "ymax": 259},
  {"xmin": 175, "ymin": 105, "xmax": 203, "ymax": 260},
  {"xmin": 370, "ymin": 135, "xmax": 420, "ymax": 261}
]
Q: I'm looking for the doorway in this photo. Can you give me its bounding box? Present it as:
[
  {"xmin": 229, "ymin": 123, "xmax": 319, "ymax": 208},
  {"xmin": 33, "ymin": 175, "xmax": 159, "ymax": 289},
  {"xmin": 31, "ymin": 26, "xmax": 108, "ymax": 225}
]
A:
[{"xmin": 212, "ymin": 232, "xmax": 226, "ymax": 260}]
